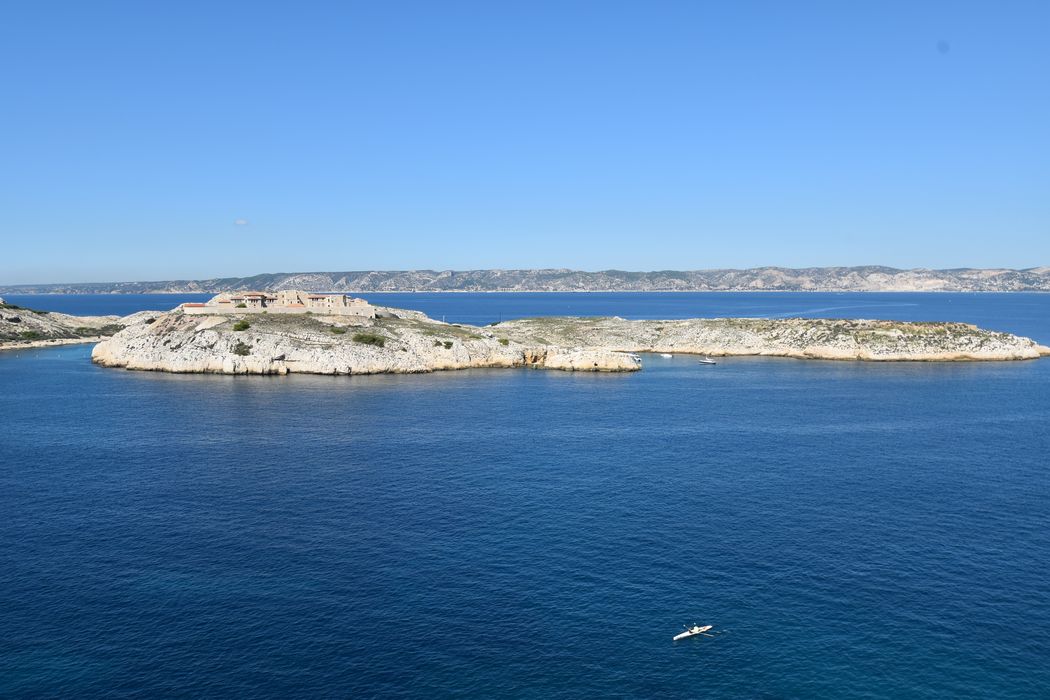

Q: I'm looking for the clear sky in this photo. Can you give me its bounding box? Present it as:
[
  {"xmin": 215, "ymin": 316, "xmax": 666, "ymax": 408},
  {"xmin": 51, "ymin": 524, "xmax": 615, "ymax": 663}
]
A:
[{"xmin": 1, "ymin": 1, "xmax": 1048, "ymax": 284}]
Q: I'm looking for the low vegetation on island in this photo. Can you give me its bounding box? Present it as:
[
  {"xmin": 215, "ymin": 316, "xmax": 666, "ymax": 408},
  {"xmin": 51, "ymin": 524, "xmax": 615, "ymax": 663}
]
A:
[{"xmin": 351, "ymin": 332, "xmax": 385, "ymax": 347}]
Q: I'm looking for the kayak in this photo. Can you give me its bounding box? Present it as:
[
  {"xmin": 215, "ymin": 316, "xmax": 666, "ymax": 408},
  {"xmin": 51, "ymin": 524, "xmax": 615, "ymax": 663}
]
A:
[{"xmin": 673, "ymin": 624, "xmax": 712, "ymax": 641}]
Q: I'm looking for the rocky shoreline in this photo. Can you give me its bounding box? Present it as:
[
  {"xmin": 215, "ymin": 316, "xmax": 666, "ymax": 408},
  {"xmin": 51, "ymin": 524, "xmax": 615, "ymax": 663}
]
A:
[
  {"xmin": 0, "ymin": 336, "xmax": 109, "ymax": 353},
  {"xmin": 494, "ymin": 316, "xmax": 1050, "ymax": 362},
  {"xmin": 86, "ymin": 304, "xmax": 1050, "ymax": 376},
  {"xmin": 8, "ymin": 296, "xmax": 1045, "ymax": 372}
]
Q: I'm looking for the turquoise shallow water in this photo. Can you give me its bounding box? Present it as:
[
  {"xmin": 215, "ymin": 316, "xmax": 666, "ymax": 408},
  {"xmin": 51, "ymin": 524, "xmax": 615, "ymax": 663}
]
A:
[{"xmin": 2, "ymin": 294, "xmax": 1049, "ymax": 697}]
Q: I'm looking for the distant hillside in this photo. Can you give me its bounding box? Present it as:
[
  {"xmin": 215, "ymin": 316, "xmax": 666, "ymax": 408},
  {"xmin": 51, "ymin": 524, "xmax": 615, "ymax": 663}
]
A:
[{"xmin": 3, "ymin": 267, "xmax": 1050, "ymax": 294}]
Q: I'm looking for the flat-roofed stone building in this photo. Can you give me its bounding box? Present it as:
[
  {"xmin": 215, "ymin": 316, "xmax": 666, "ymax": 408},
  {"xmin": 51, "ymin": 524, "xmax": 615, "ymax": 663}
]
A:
[{"xmin": 182, "ymin": 290, "xmax": 375, "ymax": 318}]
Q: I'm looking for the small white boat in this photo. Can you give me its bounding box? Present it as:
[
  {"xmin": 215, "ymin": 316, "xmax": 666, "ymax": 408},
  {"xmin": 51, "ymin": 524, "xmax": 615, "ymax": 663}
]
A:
[
  {"xmin": 673, "ymin": 624, "xmax": 712, "ymax": 641},
  {"xmin": 660, "ymin": 353, "xmax": 673, "ymax": 358},
  {"xmin": 697, "ymin": 357, "xmax": 717, "ymax": 365}
]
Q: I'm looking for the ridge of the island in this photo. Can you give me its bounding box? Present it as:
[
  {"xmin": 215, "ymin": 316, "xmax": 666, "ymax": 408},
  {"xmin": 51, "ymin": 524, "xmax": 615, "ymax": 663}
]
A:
[{"xmin": 64, "ymin": 290, "xmax": 1049, "ymax": 374}]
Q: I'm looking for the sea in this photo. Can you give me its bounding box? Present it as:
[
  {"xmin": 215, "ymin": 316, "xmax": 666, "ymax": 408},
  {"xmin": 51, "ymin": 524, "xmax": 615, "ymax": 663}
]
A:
[{"xmin": 2, "ymin": 293, "xmax": 1049, "ymax": 698}]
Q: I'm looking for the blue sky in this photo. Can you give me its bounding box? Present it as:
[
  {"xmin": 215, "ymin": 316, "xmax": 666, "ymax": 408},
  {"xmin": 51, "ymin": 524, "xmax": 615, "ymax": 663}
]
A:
[{"xmin": 1, "ymin": 1, "xmax": 1048, "ymax": 284}]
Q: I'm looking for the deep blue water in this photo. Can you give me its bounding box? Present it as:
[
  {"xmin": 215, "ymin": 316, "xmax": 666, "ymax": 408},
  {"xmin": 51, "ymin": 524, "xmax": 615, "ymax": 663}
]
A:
[{"xmin": 2, "ymin": 294, "xmax": 1050, "ymax": 698}]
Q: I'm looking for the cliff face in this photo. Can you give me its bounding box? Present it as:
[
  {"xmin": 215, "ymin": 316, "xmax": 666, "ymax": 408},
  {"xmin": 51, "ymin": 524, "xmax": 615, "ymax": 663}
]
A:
[
  {"xmin": 6, "ymin": 265, "xmax": 1050, "ymax": 294},
  {"xmin": 494, "ymin": 316, "xmax": 1050, "ymax": 362},
  {"xmin": 90, "ymin": 307, "xmax": 641, "ymax": 375},
  {"xmin": 89, "ymin": 305, "xmax": 1048, "ymax": 376}
]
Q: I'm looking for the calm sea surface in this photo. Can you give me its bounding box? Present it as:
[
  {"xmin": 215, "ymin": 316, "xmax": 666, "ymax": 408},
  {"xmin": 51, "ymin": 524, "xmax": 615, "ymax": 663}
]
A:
[{"xmin": 2, "ymin": 293, "xmax": 1049, "ymax": 698}]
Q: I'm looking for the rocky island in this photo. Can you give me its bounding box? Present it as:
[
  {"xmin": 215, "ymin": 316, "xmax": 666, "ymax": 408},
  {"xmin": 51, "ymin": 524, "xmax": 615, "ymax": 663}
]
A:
[
  {"xmin": 0, "ymin": 297, "xmax": 139, "ymax": 351},
  {"xmin": 81, "ymin": 291, "xmax": 1049, "ymax": 375},
  {"xmin": 90, "ymin": 297, "xmax": 639, "ymax": 374}
]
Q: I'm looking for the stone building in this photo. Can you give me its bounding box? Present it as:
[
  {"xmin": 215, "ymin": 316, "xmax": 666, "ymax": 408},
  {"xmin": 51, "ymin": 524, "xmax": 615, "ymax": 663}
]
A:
[
  {"xmin": 182, "ymin": 290, "xmax": 375, "ymax": 318},
  {"xmin": 233, "ymin": 293, "xmax": 277, "ymax": 309}
]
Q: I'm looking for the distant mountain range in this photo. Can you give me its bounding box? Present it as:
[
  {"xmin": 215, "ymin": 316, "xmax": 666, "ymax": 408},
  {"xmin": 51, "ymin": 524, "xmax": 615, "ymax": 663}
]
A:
[{"xmin": 3, "ymin": 267, "xmax": 1050, "ymax": 294}]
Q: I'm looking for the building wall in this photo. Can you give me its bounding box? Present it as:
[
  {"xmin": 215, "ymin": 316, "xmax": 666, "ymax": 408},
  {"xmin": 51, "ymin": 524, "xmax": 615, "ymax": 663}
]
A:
[
  {"xmin": 184, "ymin": 303, "xmax": 375, "ymax": 318},
  {"xmin": 191, "ymin": 290, "xmax": 375, "ymax": 317},
  {"xmin": 275, "ymin": 290, "xmax": 305, "ymax": 306}
]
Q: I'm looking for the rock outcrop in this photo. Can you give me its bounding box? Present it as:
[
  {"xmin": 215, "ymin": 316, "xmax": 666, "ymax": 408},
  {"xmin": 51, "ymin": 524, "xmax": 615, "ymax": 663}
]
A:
[
  {"xmin": 90, "ymin": 307, "xmax": 641, "ymax": 375},
  {"xmin": 494, "ymin": 316, "xmax": 1050, "ymax": 362},
  {"xmin": 88, "ymin": 305, "xmax": 1048, "ymax": 376}
]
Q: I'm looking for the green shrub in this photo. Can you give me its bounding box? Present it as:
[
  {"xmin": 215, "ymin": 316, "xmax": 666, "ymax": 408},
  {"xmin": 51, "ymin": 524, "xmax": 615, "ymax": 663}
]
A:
[
  {"xmin": 235, "ymin": 303, "xmax": 247, "ymax": 308},
  {"xmin": 498, "ymin": 338, "xmax": 509, "ymax": 346},
  {"xmin": 98, "ymin": 324, "xmax": 125, "ymax": 335},
  {"xmin": 233, "ymin": 341, "xmax": 251, "ymax": 356},
  {"xmin": 433, "ymin": 340, "xmax": 443, "ymax": 347},
  {"xmin": 443, "ymin": 341, "xmax": 453, "ymax": 349},
  {"xmin": 31, "ymin": 309, "xmax": 50, "ymax": 315},
  {"xmin": 233, "ymin": 321, "xmax": 251, "ymax": 331},
  {"xmin": 144, "ymin": 317, "xmax": 156, "ymax": 324},
  {"xmin": 352, "ymin": 332, "xmax": 385, "ymax": 348},
  {"xmin": 19, "ymin": 331, "xmax": 43, "ymax": 341},
  {"xmin": 331, "ymin": 326, "xmax": 346, "ymax": 334}
]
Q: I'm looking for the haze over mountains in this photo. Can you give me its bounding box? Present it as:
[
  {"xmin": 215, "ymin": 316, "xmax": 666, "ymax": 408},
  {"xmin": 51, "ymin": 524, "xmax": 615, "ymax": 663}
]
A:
[{"xmin": 3, "ymin": 267, "xmax": 1050, "ymax": 294}]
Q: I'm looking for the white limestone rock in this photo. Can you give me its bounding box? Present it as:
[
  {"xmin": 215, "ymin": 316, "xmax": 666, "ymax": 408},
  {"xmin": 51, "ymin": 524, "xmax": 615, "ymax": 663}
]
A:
[
  {"xmin": 91, "ymin": 310, "xmax": 641, "ymax": 375},
  {"xmin": 88, "ymin": 306, "xmax": 1048, "ymax": 376},
  {"xmin": 494, "ymin": 316, "xmax": 1050, "ymax": 362}
]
